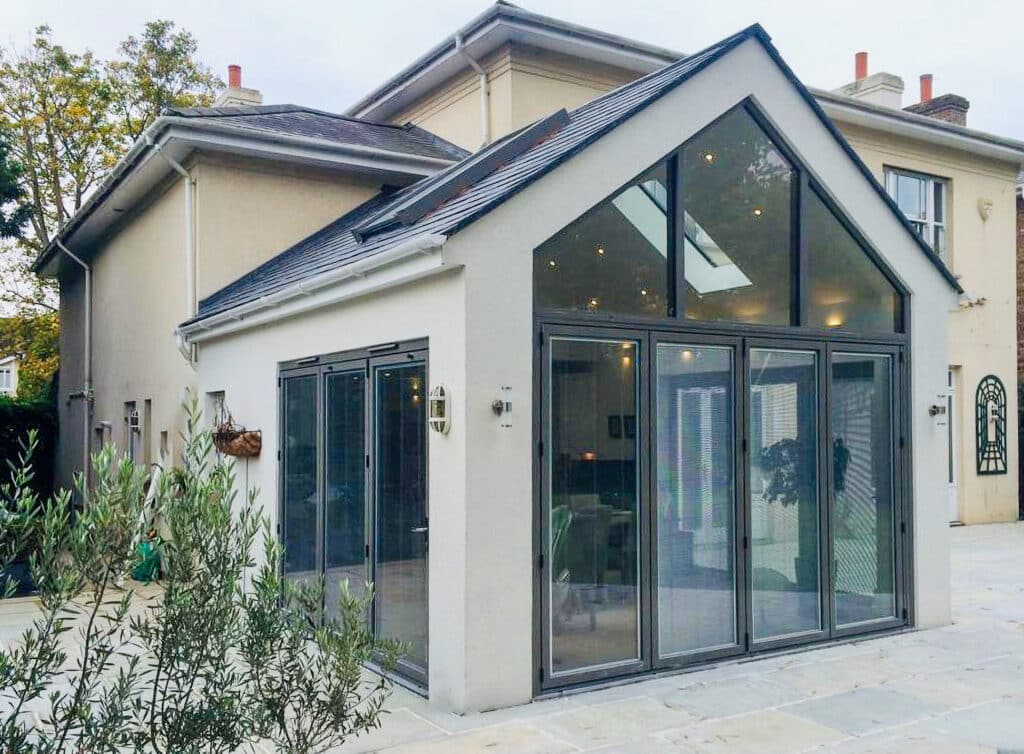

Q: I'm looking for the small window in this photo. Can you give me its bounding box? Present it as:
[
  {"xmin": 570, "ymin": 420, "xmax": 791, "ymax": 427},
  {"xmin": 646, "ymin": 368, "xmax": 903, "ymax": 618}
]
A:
[
  {"xmin": 535, "ymin": 163, "xmax": 669, "ymax": 317},
  {"xmin": 0, "ymin": 368, "xmax": 11, "ymax": 394},
  {"xmin": 806, "ymin": 189, "xmax": 901, "ymax": 334},
  {"xmin": 681, "ymin": 107, "xmax": 796, "ymax": 326},
  {"xmin": 885, "ymin": 168, "xmax": 947, "ymax": 263}
]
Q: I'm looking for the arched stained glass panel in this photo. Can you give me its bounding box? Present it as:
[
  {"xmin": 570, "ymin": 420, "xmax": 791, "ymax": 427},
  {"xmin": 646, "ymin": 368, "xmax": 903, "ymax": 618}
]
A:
[{"xmin": 975, "ymin": 375, "xmax": 1007, "ymax": 475}]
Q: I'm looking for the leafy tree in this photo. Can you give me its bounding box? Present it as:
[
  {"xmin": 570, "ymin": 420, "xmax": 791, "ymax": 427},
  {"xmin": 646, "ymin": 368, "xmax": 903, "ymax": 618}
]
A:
[
  {"xmin": 106, "ymin": 20, "xmax": 222, "ymax": 144},
  {"xmin": 0, "ymin": 312, "xmax": 59, "ymax": 401},
  {"xmin": 0, "ymin": 21, "xmax": 220, "ymax": 315},
  {"xmin": 0, "ymin": 399, "xmax": 400, "ymax": 754},
  {"xmin": 0, "ymin": 129, "xmax": 30, "ymax": 240},
  {"xmin": 0, "ymin": 26, "xmax": 113, "ymax": 313}
]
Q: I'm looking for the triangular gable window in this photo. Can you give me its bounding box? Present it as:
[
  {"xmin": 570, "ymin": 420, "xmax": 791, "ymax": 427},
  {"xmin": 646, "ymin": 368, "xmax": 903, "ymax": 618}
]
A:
[
  {"xmin": 681, "ymin": 107, "xmax": 795, "ymax": 325},
  {"xmin": 533, "ymin": 100, "xmax": 904, "ymax": 335},
  {"xmin": 806, "ymin": 188, "xmax": 902, "ymax": 333}
]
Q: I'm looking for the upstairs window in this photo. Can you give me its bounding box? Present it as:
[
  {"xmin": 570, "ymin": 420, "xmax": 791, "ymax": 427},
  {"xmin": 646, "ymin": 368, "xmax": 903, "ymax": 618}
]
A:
[{"xmin": 884, "ymin": 168, "xmax": 946, "ymax": 262}]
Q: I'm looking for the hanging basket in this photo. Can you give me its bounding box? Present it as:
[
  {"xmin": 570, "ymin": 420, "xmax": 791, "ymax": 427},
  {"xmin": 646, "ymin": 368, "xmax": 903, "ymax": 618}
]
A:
[{"xmin": 213, "ymin": 412, "xmax": 262, "ymax": 458}]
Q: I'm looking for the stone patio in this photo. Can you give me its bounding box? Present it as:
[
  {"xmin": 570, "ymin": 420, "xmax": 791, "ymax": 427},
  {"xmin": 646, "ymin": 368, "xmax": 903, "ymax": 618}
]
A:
[{"xmin": 333, "ymin": 522, "xmax": 1024, "ymax": 754}]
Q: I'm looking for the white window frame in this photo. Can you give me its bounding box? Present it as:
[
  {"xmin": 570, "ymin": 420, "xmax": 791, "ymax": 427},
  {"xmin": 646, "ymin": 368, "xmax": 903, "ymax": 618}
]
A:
[
  {"xmin": 0, "ymin": 368, "xmax": 12, "ymax": 394},
  {"xmin": 884, "ymin": 167, "xmax": 947, "ymax": 264}
]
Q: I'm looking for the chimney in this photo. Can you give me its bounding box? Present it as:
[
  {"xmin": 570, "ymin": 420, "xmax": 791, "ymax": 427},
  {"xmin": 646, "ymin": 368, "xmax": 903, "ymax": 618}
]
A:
[
  {"xmin": 855, "ymin": 51, "xmax": 868, "ymax": 81},
  {"xmin": 904, "ymin": 74, "xmax": 969, "ymax": 126},
  {"xmin": 832, "ymin": 52, "xmax": 904, "ymax": 109},
  {"xmin": 920, "ymin": 74, "xmax": 933, "ymax": 103},
  {"xmin": 212, "ymin": 64, "xmax": 263, "ymax": 108}
]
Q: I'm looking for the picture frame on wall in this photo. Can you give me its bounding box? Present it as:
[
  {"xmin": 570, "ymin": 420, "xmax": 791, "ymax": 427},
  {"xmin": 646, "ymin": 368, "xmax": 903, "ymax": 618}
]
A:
[{"xmin": 608, "ymin": 415, "xmax": 622, "ymax": 438}]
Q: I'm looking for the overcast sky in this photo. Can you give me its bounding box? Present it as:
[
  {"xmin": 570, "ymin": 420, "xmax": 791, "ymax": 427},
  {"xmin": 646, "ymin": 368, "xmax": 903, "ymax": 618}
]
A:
[{"xmin": 2, "ymin": 0, "xmax": 1022, "ymax": 140}]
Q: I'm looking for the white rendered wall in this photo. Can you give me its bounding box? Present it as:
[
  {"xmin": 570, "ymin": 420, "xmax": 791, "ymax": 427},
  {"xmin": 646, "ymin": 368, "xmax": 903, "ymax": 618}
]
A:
[{"xmin": 194, "ymin": 269, "xmax": 469, "ymax": 711}]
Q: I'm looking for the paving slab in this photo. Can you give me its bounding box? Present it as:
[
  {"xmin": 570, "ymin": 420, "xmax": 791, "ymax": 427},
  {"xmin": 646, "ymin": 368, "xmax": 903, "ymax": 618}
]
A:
[
  {"xmin": 783, "ymin": 686, "xmax": 944, "ymax": 735},
  {"xmin": 377, "ymin": 722, "xmax": 577, "ymax": 754},
  {"xmin": 531, "ymin": 695, "xmax": 700, "ymax": 749},
  {"xmin": 661, "ymin": 709, "xmax": 846, "ymax": 753}
]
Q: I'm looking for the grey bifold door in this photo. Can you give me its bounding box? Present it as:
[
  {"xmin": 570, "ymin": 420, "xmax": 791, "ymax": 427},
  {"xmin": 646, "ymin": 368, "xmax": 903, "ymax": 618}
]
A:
[
  {"xmin": 539, "ymin": 328, "xmax": 903, "ymax": 689},
  {"xmin": 281, "ymin": 346, "xmax": 428, "ymax": 688}
]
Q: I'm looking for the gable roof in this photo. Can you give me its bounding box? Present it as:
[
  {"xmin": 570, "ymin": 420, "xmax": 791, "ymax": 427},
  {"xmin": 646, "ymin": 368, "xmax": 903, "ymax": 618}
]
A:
[
  {"xmin": 31, "ymin": 106, "xmax": 467, "ymax": 278},
  {"xmin": 184, "ymin": 23, "xmax": 962, "ymax": 335}
]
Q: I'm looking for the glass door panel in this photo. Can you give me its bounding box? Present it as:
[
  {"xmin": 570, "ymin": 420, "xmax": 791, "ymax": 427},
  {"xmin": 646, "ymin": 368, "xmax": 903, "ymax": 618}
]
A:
[
  {"xmin": 374, "ymin": 361, "xmax": 428, "ymax": 677},
  {"xmin": 282, "ymin": 374, "xmax": 318, "ymax": 585},
  {"xmin": 655, "ymin": 343, "xmax": 738, "ymax": 657},
  {"xmin": 324, "ymin": 369, "xmax": 367, "ymax": 617},
  {"xmin": 547, "ymin": 337, "xmax": 641, "ymax": 677},
  {"xmin": 830, "ymin": 353, "xmax": 897, "ymax": 627},
  {"xmin": 749, "ymin": 348, "xmax": 822, "ymax": 642}
]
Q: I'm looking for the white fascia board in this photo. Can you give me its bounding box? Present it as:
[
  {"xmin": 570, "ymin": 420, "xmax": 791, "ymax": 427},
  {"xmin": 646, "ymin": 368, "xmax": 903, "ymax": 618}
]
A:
[
  {"xmin": 161, "ymin": 119, "xmax": 458, "ymax": 175},
  {"xmin": 179, "ymin": 233, "xmax": 448, "ymax": 343},
  {"xmin": 349, "ymin": 17, "xmax": 675, "ymax": 121},
  {"xmin": 817, "ymin": 98, "xmax": 1024, "ymax": 166}
]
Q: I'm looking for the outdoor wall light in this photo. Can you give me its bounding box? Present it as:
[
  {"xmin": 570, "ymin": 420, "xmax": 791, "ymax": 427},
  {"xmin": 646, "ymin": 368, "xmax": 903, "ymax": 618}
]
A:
[
  {"xmin": 428, "ymin": 385, "xmax": 450, "ymax": 435},
  {"xmin": 492, "ymin": 385, "xmax": 512, "ymax": 428}
]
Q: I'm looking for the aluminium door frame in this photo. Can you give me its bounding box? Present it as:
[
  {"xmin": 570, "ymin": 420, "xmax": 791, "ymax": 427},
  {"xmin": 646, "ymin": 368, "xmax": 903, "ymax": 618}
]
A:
[
  {"xmin": 536, "ymin": 323, "xmax": 652, "ymax": 691},
  {"xmin": 279, "ymin": 339, "xmax": 430, "ymax": 691},
  {"xmin": 533, "ymin": 319, "xmax": 912, "ymax": 695},
  {"xmin": 648, "ymin": 330, "xmax": 748, "ymax": 670},
  {"xmin": 277, "ymin": 365, "xmax": 325, "ymax": 596},
  {"xmin": 368, "ymin": 347, "xmax": 430, "ymax": 689},
  {"xmin": 321, "ymin": 358, "xmax": 372, "ymax": 619},
  {"xmin": 826, "ymin": 342, "xmax": 907, "ymax": 639},
  {"xmin": 744, "ymin": 337, "xmax": 831, "ymax": 653}
]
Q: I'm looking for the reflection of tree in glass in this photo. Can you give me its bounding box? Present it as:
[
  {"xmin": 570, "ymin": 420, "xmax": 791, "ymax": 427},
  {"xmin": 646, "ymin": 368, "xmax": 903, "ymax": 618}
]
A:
[
  {"xmin": 760, "ymin": 438, "xmax": 802, "ymax": 507},
  {"xmin": 684, "ymin": 109, "xmax": 792, "ymax": 258}
]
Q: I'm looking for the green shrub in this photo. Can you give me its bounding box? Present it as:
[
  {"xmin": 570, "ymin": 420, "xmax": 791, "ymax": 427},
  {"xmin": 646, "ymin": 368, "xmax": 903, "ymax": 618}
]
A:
[
  {"xmin": 0, "ymin": 397, "xmax": 56, "ymax": 500},
  {"xmin": 0, "ymin": 398, "xmax": 400, "ymax": 754}
]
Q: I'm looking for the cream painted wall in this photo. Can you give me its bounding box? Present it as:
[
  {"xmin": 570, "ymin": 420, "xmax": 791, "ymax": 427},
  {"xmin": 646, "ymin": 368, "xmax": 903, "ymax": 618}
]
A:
[
  {"xmin": 193, "ymin": 155, "xmax": 381, "ymax": 299},
  {"xmin": 390, "ymin": 43, "xmax": 638, "ymax": 151},
  {"xmin": 55, "ymin": 156, "xmax": 386, "ymax": 489},
  {"xmin": 833, "ymin": 122, "xmax": 1020, "ymax": 524},
  {"xmin": 392, "ymin": 47, "xmax": 514, "ymax": 152},
  {"xmin": 194, "ymin": 37, "xmax": 956, "ymax": 714},
  {"xmin": 508, "ymin": 45, "xmax": 637, "ymax": 133},
  {"xmin": 65, "ymin": 177, "xmax": 194, "ymax": 489}
]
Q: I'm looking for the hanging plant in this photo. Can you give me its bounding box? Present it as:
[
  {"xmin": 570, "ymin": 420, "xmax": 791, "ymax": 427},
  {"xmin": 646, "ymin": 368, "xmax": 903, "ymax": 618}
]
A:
[{"xmin": 212, "ymin": 408, "xmax": 261, "ymax": 458}]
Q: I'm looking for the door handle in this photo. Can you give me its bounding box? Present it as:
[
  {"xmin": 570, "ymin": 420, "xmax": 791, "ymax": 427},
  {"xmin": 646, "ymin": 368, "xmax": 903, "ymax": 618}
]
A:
[{"xmin": 411, "ymin": 527, "xmax": 428, "ymax": 534}]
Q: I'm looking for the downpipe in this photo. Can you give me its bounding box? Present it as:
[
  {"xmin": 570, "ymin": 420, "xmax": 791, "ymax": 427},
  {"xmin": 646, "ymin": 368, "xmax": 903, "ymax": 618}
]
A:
[
  {"xmin": 455, "ymin": 34, "xmax": 490, "ymax": 148},
  {"xmin": 54, "ymin": 239, "xmax": 93, "ymax": 482},
  {"xmin": 146, "ymin": 135, "xmax": 196, "ymax": 365}
]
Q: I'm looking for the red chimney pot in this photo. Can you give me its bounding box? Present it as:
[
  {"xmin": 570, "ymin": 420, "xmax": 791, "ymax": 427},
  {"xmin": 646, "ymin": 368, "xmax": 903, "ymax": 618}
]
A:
[
  {"xmin": 920, "ymin": 73, "xmax": 933, "ymax": 103},
  {"xmin": 855, "ymin": 51, "xmax": 868, "ymax": 81},
  {"xmin": 228, "ymin": 64, "xmax": 241, "ymax": 88}
]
